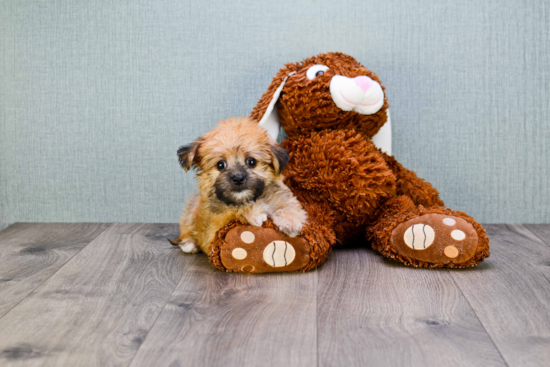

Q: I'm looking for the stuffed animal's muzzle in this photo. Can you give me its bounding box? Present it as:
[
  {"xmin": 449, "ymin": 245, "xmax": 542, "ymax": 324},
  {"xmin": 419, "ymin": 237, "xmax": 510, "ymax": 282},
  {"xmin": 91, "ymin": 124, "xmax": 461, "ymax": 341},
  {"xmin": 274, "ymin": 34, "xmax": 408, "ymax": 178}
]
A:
[{"xmin": 329, "ymin": 75, "xmax": 385, "ymax": 115}]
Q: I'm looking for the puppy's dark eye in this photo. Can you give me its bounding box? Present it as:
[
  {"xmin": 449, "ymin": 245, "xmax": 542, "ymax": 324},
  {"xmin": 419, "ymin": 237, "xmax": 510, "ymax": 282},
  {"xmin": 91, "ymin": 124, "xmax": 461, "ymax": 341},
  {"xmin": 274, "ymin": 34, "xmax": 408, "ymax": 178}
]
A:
[
  {"xmin": 216, "ymin": 161, "xmax": 227, "ymax": 171},
  {"xmin": 315, "ymin": 70, "xmax": 324, "ymax": 77},
  {"xmin": 246, "ymin": 157, "xmax": 257, "ymax": 168}
]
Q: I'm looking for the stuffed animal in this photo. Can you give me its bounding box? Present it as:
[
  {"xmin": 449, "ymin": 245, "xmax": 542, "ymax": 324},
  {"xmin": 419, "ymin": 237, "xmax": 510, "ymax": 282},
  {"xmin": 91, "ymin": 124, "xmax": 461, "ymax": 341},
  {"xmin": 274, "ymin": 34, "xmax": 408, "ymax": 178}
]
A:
[{"xmin": 208, "ymin": 52, "xmax": 489, "ymax": 273}]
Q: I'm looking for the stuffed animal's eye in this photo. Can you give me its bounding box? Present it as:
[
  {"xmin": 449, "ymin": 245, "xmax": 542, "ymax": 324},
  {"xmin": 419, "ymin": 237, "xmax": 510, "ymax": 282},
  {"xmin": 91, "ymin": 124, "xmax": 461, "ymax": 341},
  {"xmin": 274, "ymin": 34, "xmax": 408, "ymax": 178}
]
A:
[
  {"xmin": 246, "ymin": 157, "xmax": 257, "ymax": 168},
  {"xmin": 216, "ymin": 161, "xmax": 227, "ymax": 171},
  {"xmin": 306, "ymin": 65, "xmax": 329, "ymax": 80}
]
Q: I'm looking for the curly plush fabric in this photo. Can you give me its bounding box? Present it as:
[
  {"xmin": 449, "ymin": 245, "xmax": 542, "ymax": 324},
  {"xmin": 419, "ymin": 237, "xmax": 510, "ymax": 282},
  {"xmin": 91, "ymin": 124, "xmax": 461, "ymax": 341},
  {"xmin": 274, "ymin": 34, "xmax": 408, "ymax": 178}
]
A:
[
  {"xmin": 251, "ymin": 53, "xmax": 389, "ymax": 139},
  {"xmin": 282, "ymin": 130, "xmax": 395, "ymax": 230},
  {"xmin": 213, "ymin": 52, "xmax": 489, "ymax": 271}
]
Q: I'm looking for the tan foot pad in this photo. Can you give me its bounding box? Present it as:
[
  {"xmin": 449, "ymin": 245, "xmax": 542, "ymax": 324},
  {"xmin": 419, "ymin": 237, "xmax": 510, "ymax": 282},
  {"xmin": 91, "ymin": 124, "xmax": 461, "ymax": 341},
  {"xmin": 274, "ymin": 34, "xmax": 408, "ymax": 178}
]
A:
[
  {"xmin": 391, "ymin": 214, "xmax": 478, "ymax": 265},
  {"xmin": 221, "ymin": 226, "xmax": 310, "ymax": 273}
]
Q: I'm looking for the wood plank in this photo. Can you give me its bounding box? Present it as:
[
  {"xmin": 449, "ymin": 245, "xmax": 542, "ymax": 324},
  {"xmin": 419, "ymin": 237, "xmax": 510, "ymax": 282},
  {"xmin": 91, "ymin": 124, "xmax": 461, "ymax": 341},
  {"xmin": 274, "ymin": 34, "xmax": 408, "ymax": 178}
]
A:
[
  {"xmin": 524, "ymin": 224, "xmax": 550, "ymax": 248},
  {"xmin": 129, "ymin": 254, "xmax": 317, "ymax": 367},
  {"xmin": 451, "ymin": 224, "xmax": 550, "ymax": 367},
  {"xmin": 0, "ymin": 223, "xmax": 13, "ymax": 232},
  {"xmin": 0, "ymin": 223, "xmax": 110, "ymax": 318},
  {"xmin": 317, "ymin": 246, "xmax": 506, "ymax": 367},
  {"xmin": 0, "ymin": 223, "xmax": 189, "ymax": 367}
]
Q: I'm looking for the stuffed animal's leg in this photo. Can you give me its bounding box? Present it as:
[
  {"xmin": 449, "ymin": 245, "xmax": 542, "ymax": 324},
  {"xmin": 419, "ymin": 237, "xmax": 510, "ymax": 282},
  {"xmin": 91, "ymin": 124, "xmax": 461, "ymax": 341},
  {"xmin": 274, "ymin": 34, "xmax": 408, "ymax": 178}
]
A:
[
  {"xmin": 209, "ymin": 200, "xmax": 336, "ymax": 273},
  {"xmin": 366, "ymin": 196, "xmax": 490, "ymax": 268},
  {"xmin": 381, "ymin": 153, "xmax": 444, "ymax": 208}
]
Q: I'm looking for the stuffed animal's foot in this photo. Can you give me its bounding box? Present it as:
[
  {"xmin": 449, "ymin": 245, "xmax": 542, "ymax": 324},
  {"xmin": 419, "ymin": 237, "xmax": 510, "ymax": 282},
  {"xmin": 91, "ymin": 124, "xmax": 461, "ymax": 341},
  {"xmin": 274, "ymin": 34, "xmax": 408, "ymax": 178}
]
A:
[
  {"xmin": 373, "ymin": 211, "xmax": 490, "ymax": 268},
  {"xmin": 391, "ymin": 214, "xmax": 478, "ymax": 266},
  {"xmin": 217, "ymin": 225, "xmax": 310, "ymax": 273}
]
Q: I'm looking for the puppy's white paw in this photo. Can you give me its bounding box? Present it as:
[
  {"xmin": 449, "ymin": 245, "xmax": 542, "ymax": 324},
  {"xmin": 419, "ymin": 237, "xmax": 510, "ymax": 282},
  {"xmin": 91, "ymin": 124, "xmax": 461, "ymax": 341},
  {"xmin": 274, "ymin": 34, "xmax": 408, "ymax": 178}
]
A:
[
  {"xmin": 247, "ymin": 212, "xmax": 268, "ymax": 227},
  {"xmin": 179, "ymin": 239, "xmax": 200, "ymax": 254},
  {"xmin": 272, "ymin": 210, "xmax": 307, "ymax": 238}
]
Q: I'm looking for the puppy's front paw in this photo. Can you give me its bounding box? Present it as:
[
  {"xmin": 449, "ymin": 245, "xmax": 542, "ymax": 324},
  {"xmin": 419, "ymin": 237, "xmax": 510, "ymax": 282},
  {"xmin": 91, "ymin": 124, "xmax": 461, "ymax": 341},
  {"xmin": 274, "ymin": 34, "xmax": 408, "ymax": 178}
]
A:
[
  {"xmin": 179, "ymin": 239, "xmax": 200, "ymax": 254},
  {"xmin": 246, "ymin": 212, "xmax": 268, "ymax": 227},
  {"xmin": 272, "ymin": 210, "xmax": 307, "ymax": 238}
]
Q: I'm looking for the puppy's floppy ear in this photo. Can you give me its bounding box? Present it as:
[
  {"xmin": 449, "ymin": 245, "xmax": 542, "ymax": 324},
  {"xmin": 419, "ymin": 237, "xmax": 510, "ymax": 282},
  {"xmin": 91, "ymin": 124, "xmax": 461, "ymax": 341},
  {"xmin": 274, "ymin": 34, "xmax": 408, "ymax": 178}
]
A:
[
  {"xmin": 177, "ymin": 138, "xmax": 203, "ymax": 171},
  {"xmin": 269, "ymin": 143, "xmax": 290, "ymax": 174},
  {"xmin": 250, "ymin": 68, "xmax": 296, "ymax": 141}
]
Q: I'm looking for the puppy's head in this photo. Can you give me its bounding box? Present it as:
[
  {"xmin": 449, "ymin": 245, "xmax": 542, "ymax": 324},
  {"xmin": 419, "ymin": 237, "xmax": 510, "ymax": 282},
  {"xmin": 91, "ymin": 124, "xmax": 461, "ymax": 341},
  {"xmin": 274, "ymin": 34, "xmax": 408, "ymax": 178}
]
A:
[{"xmin": 178, "ymin": 117, "xmax": 289, "ymax": 206}]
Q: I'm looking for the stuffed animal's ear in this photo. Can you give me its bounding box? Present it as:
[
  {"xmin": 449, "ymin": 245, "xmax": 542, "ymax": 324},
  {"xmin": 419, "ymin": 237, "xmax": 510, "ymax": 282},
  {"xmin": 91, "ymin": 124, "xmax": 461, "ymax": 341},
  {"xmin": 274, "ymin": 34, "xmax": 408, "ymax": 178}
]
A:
[
  {"xmin": 177, "ymin": 138, "xmax": 203, "ymax": 171},
  {"xmin": 371, "ymin": 109, "xmax": 392, "ymax": 155},
  {"xmin": 251, "ymin": 71, "xmax": 296, "ymax": 141},
  {"xmin": 269, "ymin": 143, "xmax": 290, "ymax": 174}
]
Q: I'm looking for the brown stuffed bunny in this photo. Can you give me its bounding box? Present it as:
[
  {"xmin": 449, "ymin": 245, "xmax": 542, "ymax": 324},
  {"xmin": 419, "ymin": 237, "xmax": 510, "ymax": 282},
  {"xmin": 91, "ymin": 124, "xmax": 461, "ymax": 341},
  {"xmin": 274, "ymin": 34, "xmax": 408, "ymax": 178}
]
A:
[{"xmin": 208, "ymin": 52, "xmax": 489, "ymax": 273}]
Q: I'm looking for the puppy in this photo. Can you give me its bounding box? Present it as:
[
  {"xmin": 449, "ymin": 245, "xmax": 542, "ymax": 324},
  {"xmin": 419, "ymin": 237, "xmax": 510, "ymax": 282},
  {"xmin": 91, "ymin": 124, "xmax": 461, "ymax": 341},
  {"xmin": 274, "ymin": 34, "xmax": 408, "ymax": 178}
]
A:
[{"xmin": 172, "ymin": 117, "xmax": 307, "ymax": 255}]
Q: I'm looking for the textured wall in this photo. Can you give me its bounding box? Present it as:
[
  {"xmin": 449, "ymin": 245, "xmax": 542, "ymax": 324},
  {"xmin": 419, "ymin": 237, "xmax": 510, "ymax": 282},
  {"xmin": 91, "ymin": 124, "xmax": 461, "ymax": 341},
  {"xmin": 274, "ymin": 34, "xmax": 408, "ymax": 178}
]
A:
[{"xmin": 0, "ymin": 0, "xmax": 548, "ymax": 226}]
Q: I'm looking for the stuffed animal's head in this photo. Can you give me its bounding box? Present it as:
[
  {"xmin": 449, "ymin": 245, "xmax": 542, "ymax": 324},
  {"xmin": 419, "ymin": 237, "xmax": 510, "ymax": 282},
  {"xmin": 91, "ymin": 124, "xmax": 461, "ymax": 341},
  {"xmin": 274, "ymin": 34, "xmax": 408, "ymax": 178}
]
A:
[{"xmin": 251, "ymin": 52, "xmax": 390, "ymax": 147}]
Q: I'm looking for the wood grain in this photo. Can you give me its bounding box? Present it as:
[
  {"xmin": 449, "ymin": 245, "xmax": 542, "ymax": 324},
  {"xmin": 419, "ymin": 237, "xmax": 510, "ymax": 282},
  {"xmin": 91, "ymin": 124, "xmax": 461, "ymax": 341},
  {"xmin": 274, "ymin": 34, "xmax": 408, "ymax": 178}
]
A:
[
  {"xmin": 451, "ymin": 224, "xmax": 550, "ymax": 367},
  {"xmin": 0, "ymin": 223, "xmax": 110, "ymax": 318},
  {"xmin": 129, "ymin": 254, "xmax": 317, "ymax": 367},
  {"xmin": 0, "ymin": 223, "xmax": 13, "ymax": 232},
  {"xmin": 0, "ymin": 223, "xmax": 189, "ymax": 367},
  {"xmin": 524, "ymin": 224, "xmax": 550, "ymax": 248},
  {"xmin": 1, "ymin": 223, "xmax": 548, "ymax": 366},
  {"xmin": 317, "ymin": 246, "xmax": 506, "ymax": 367}
]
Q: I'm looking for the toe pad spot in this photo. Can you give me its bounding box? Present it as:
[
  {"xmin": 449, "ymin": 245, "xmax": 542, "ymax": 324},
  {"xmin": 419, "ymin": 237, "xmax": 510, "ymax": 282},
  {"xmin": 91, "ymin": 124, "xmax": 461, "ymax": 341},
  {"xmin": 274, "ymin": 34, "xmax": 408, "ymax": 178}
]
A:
[
  {"xmin": 444, "ymin": 246, "xmax": 459, "ymax": 258},
  {"xmin": 451, "ymin": 230, "xmax": 466, "ymax": 241},
  {"xmin": 240, "ymin": 231, "xmax": 255, "ymax": 243},
  {"xmin": 241, "ymin": 265, "xmax": 255, "ymax": 272},
  {"xmin": 443, "ymin": 218, "xmax": 456, "ymax": 226},
  {"xmin": 232, "ymin": 247, "xmax": 247, "ymax": 260}
]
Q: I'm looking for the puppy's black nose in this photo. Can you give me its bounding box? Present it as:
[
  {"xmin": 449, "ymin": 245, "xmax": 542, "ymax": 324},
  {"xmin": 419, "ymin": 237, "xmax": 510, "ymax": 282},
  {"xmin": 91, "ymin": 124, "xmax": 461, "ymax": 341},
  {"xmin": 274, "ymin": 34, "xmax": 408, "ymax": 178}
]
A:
[{"xmin": 231, "ymin": 173, "xmax": 246, "ymax": 185}]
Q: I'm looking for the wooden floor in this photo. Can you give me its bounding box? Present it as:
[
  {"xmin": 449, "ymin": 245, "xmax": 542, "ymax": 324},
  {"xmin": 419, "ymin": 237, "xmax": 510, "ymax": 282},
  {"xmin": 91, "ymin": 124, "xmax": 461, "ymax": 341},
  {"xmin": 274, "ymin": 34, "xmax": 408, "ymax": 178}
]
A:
[{"xmin": 0, "ymin": 224, "xmax": 549, "ymax": 367}]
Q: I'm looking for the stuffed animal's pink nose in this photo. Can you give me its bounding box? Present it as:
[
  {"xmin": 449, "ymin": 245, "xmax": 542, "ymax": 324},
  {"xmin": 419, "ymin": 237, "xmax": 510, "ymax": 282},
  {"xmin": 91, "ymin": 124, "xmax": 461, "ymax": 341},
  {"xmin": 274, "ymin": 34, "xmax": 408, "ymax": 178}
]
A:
[{"xmin": 355, "ymin": 76, "xmax": 374, "ymax": 92}]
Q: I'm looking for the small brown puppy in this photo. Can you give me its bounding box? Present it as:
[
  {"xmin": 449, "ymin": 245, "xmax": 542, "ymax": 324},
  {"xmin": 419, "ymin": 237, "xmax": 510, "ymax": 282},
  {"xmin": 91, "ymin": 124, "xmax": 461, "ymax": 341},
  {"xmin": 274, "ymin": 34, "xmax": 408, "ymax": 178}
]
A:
[{"xmin": 173, "ymin": 117, "xmax": 307, "ymax": 255}]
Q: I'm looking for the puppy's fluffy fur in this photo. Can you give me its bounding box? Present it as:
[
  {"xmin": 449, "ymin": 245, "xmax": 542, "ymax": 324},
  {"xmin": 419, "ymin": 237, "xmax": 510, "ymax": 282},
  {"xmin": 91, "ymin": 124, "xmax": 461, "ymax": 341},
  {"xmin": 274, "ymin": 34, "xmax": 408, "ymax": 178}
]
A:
[{"xmin": 173, "ymin": 117, "xmax": 307, "ymax": 254}]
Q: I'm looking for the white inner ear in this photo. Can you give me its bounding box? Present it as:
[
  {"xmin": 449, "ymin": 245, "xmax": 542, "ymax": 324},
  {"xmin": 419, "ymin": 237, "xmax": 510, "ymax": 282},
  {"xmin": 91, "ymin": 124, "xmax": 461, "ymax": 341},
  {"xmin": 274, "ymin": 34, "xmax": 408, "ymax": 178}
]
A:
[
  {"xmin": 258, "ymin": 71, "xmax": 296, "ymax": 141},
  {"xmin": 371, "ymin": 109, "xmax": 392, "ymax": 155}
]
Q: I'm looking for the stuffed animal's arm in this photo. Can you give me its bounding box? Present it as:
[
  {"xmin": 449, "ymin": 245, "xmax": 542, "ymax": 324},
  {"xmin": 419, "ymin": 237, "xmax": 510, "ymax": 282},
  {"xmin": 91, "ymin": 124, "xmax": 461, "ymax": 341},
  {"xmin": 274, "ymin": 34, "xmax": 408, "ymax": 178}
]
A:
[
  {"xmin": 380, "ymin": 153, "xmax": 444, "ymax": 208},
  {"xmin": 281, "ymin": 130, "xmax": 396, "ymax": 218}
]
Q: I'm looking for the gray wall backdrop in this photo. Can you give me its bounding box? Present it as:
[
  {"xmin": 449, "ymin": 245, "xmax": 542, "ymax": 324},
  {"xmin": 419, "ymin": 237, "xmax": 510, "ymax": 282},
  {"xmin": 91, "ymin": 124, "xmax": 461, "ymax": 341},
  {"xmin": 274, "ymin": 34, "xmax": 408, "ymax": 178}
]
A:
[{"xmin": 1, "ymin": 0, "xmax": 549, "ymax": 227}]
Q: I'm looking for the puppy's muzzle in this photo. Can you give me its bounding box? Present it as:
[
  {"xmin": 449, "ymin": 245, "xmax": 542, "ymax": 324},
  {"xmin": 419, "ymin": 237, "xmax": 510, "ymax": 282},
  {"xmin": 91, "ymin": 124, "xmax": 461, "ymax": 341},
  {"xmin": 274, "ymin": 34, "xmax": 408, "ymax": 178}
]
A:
[
  {"xmin": 229, "ymin": 168, "xmax": 248, "ymax": 191},
  {"xmin": 231, "ymin": 173, "xmax": 247, "ymax": 186}
]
